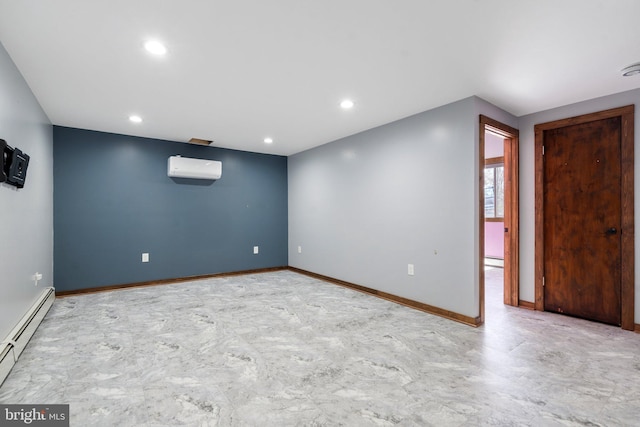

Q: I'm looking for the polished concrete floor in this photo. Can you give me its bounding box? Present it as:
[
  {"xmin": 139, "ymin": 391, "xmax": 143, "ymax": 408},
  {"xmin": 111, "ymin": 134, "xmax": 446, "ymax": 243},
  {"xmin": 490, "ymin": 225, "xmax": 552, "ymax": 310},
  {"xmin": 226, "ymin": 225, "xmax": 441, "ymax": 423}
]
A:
[{"xmin": 1, "ymin": 269, "xmax": 639, "ymax": 426}]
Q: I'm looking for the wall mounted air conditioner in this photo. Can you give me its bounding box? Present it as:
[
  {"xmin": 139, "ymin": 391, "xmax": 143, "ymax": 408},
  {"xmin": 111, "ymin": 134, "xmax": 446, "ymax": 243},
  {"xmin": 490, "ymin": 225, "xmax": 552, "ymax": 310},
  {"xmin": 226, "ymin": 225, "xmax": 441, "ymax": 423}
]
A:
[{"xmin": 167, "ymin": 156, "xmax": 222, "ymax": 180}]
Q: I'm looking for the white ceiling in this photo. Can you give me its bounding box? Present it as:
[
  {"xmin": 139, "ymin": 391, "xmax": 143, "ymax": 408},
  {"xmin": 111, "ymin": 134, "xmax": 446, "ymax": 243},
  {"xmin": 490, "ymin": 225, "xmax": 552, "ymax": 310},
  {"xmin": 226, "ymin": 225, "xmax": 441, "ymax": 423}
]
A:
[{"xmin": 1, "ymin": 0, "xmax": 639, "ymax": 156}]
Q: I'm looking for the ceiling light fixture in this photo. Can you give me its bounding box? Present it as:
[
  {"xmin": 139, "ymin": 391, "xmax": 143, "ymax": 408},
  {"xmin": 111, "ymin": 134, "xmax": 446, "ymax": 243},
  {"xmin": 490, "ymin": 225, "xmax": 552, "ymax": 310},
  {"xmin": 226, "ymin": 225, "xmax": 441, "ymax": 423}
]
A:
[
  {"xmin": 144, "ymin": 40, "xmax": 167, "ymax": 56},
  {"xmin": 340, "ymin": 99, "xmax": 355, "ymax": 109},
  {"xmin": 264, "ymin": 137, "xmax": 273, "ymax": 144},
  {"xmin": 622, "ymin": 63, "xmax": 640, "ymax": 77},
  {"xmin": 129, "ymin": 115, "xmax": 143, "ymax": 123}
]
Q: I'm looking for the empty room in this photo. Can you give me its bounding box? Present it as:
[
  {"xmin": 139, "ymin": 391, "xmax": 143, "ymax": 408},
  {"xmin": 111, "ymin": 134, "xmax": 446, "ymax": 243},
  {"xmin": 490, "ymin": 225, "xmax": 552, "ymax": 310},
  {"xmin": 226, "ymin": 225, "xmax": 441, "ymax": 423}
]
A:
[{"xmin": 1, "ymin": 1, "xmax": 640, "ymax": 425}]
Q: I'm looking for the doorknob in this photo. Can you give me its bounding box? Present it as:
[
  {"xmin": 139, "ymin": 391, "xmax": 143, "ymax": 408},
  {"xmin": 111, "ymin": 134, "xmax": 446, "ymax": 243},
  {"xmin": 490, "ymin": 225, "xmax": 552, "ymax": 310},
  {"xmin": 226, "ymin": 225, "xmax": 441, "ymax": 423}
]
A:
[{"xmin": 605, "ymin": 227, "xmax": 617, "ymax": 235}]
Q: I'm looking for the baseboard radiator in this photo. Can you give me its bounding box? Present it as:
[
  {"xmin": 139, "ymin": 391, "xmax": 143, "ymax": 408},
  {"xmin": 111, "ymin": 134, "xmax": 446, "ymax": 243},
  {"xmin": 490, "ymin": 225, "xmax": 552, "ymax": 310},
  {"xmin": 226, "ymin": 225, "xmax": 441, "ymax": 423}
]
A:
[{"xmin": 0, "ymin": 287, "xmax": 55, "ymax": 385}]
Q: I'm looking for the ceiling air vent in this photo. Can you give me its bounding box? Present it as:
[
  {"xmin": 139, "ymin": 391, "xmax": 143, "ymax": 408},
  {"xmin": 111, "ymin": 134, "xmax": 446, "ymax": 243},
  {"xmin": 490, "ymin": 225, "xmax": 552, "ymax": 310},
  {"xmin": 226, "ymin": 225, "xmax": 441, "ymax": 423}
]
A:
[{"xmin": 188, "ymin": 138, "xmax": 213, "ymax": 146}]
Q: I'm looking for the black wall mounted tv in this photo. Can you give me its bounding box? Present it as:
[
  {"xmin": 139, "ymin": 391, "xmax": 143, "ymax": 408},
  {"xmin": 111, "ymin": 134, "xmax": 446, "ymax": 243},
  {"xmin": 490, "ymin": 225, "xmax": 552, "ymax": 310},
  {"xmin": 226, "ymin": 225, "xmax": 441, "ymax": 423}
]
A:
[{"xmin": 1, "ymin": 139, "xmax": 30, "ymax": 189}]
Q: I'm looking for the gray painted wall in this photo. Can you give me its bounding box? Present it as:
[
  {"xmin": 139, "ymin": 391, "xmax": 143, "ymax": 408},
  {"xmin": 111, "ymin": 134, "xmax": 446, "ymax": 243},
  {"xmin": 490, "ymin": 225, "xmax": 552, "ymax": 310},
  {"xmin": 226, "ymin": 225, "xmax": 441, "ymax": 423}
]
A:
[
  {"xmin": 289, "ymin": 89, "xmax": 640, "ymax": 323},
  {"xmin": 289, "ymin": 97, "xmax": 516, "ymax": 318},
  {"xmin": 54, "ymin": 127, "xmax": 288, "ymax": 291},
  {"xmin": 0, "ymin": 42, "xmax": 53, "ymax": 340},
  {"xmin": 518, "ymin": 88, "xmax": 640, "ymax": 320}
]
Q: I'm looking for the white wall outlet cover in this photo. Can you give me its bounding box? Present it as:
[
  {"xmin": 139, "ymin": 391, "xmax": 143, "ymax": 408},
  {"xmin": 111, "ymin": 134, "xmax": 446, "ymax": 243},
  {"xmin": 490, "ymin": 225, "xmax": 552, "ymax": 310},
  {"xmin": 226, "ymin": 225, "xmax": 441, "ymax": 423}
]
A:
[
  {"xmin": 142, "ymin": 253, "xmax": 149, "ymax": 262},
  {"xmin": 408, "ymin": 264, "xmax": 415, "ymax": 275},
  {"xmin": 298, "ymin": 246, "xmax": 302, "ymax": 253},
  {"xmin": 253, "ymin": 246, "xmax": 259, "ymax": 254}
]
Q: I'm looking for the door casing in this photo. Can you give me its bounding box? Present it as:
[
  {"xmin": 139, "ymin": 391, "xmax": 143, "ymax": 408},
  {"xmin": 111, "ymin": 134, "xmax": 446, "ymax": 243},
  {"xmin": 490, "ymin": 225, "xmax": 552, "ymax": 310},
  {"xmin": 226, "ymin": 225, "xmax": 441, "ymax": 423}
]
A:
[{"xmin": 479, "ymin": 115, "xmax": 520, "ymax": 324}]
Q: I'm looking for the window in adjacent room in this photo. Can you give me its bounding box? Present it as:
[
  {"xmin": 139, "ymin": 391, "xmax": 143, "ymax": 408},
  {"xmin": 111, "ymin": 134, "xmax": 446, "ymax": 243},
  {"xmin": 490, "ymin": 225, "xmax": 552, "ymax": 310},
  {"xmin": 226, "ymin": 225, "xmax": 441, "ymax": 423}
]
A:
[{"xmin": 484, "ymin": 158, "xmax": 504, "ymax": 219}]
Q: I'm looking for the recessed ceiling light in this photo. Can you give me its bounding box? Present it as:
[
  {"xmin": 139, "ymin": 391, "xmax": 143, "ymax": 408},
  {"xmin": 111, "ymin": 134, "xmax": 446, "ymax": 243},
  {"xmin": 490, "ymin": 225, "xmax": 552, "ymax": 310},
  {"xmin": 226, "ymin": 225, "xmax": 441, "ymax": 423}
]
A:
[
  {"xmin": 340, "ymin": 99, "xmax": 355, "ymax": 109},
  {"xmin": 129, "ymin": 115, "xmax": 143, "ymax": 123},
  {"xmin": 264, "ymin": 137, "xmax": 273, "ymax": 144},
  {"xmin": 144, "ymin": 40, "xmax": 167, "ymax": 56},
  {"xmin": 622, "ymin": 63, "xmax": 640, "ymax": 77}
]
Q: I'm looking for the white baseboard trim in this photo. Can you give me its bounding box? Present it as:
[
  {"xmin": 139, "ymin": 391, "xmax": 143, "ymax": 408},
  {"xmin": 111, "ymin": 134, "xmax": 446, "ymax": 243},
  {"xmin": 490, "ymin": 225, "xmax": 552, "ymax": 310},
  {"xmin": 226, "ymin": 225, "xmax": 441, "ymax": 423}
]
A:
[{"xmin": 0, "ymin": 287, "xmax": 55, "ymax": 385}]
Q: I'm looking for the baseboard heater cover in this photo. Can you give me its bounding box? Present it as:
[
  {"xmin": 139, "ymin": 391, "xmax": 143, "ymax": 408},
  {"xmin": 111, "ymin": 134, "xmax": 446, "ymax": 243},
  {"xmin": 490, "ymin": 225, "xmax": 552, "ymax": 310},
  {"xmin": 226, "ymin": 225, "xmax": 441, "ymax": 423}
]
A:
[{"xmin": 0, "ymin": 287, "xmax": 55, "ymax": 386}]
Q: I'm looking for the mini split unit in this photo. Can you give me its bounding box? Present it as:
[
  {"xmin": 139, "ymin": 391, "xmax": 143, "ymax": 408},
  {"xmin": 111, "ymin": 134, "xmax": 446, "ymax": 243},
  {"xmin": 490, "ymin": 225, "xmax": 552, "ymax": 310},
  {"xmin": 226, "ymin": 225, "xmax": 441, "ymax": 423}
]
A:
[{"xmin": 167, "ymin": 155, "xmax": 222, "ymax": 180}]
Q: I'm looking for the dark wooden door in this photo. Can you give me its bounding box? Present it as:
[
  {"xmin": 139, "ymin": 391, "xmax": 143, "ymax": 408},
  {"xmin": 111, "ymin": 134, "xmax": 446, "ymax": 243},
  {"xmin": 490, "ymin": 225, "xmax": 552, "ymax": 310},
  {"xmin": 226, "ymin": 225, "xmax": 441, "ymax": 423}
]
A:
[{"xmin": 543, "ymin": 117, "xmax": 622, "ymax": 325}]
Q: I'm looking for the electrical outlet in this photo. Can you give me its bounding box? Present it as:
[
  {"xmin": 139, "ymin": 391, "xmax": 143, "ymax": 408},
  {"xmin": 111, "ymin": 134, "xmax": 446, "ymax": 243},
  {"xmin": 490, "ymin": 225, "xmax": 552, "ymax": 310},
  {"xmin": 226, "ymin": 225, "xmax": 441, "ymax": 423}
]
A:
[
  {"xmin": 253, "ymin": 246, "xmax": 259, "ymax": 254},
  {"xmin": 298, "ymin": 246, "xmax": 302, "ymax": 254},
  {"xmin": 32, "ymin": 272, "xmax": 42, "ymax": 286},
  {"xmin": 142, "ymin": 253, "xmax": 149, "ymax": 263},
  {"xmin": 408, "ymin": 264, "xmax": 415, "ymax": 276}
]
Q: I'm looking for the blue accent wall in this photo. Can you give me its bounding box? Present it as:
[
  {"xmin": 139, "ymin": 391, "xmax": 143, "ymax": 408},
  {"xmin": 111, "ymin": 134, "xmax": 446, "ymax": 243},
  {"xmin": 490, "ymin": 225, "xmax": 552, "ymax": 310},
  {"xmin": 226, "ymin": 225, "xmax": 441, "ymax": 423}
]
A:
[{"xmin": 53, "ymin": 126, "xmax": 288, "ymax": 291}]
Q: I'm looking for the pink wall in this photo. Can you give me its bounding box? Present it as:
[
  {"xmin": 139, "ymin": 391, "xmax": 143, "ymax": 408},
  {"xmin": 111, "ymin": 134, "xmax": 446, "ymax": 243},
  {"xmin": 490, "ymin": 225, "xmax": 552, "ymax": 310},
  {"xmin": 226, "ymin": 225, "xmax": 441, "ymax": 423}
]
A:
[{"xmin": 485, "ymin": 221, "xmax": 504, "ymax": 259}]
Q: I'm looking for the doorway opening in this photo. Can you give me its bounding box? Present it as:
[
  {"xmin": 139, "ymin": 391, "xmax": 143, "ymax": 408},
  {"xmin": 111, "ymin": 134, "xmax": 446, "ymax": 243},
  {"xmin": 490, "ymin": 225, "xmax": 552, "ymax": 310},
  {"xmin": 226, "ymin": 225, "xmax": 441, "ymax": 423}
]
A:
[{"xmin": 479, "ymin": 116, "xmax": 520, "ymax": 324}]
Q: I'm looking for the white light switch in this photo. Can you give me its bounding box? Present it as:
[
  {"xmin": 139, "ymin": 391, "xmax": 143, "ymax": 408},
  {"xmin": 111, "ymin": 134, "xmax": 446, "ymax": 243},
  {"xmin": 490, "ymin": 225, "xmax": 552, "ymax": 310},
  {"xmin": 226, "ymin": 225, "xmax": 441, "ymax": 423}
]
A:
[
  {"xmin": 408, "ymin": 264, "xmax": 415, "ymax": 276},
  {"xmin": 142, "ymin": 253, "xmax": 149, "ymax": 263},
  {"xmin": 253, "ymin": 246, "xmax": 259, "ymax": 254}
]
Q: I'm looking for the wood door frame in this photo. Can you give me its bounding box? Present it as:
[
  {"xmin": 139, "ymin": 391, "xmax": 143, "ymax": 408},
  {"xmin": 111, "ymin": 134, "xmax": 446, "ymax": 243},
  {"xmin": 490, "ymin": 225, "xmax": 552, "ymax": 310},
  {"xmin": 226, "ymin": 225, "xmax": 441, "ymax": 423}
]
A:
[
  {"xmin": 479, "ymin": 115, "xmax": 520, "ymax": 324},
  {"xmin": 534, "ymin": 105, "xmax": 635, "ymax": 330}
]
